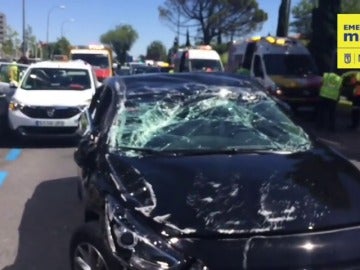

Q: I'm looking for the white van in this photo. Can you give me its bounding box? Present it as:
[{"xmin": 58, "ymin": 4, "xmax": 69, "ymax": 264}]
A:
[
  {"xmin": 173, "ymin": 45, "xmax": 224, "ymax": 72},
  {"xmin": 227, "ymin": 36, "xmax": 322, "ymax": 108}
]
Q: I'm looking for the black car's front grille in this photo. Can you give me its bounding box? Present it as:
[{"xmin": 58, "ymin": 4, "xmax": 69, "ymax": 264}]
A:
[{"xmin": 20, "ymin": 106, "xmax": 81, "ymax": 119}]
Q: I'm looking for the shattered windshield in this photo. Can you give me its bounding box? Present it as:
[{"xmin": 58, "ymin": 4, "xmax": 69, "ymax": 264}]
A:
[
  {"xmin": 264, "ymin": 54, "xmax": 318, "ymax": 76},
  {"xmin": 108, "ymin": 84, "xmax": 311, "ymax": 156}
]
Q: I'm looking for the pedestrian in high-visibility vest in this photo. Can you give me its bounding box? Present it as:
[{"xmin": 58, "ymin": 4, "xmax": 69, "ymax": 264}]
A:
[
  {"xmin": 316, "ymin": 72, "xmax": 343, "ymax": 131},
  {"xmin": 8, "ymin": 60, "xmax": 19, "ymax": 83}
]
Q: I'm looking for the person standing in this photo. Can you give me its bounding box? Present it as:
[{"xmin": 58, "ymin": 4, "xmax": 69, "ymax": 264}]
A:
[
  {"xmin": 8, "ymin": 60, "xmax": 19, "ymax": 83},
  {"xmin": 316, "ymin": 72, "xmax": 343, "ymax": 131}
]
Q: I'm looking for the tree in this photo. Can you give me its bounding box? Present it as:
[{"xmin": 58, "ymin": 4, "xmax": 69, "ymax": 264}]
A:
[
  {"xmin": 1, "ymin": 26, "xmax": 20, "ymax": 59},
  {"xmin": 308, "ymin": 0, "xmax": 340, "ymax": 73},
  {"xmin": 139, "ymin": 55, "xmax": 146, "ymax": 63},
  {"xmin": 53, "ymin": 37, "xmax": 71, "ymax": 55},
  {"xmin": 276, "ymin": 0, "xmax": 291, "ymax": 37},
  {"xmin": 159, "ymin": 0, "xmax": 267, "ymax": 45},
  {"xmin": 290, "ymin": 0, "xmax": 360, "ymax": 39},
  {"xmin": 100, "ymin": 24, "xmax": 138, "ymax": 64},
  {"xmin": 146, "ymin": 41, "xmax": 167, "ymax": 61},
  {"xmin": 341, "ymin": 1, "xmax": 360, "ymax": 13},
  {"xmin": 25, "ymin": 25, "xmax": 38, "ymax": 57},
  {"xmin": 289, "ymin": 0, "xmax": 313, "ymax": 38},
  {"xmin": 185, "ymin": 29, "xmax": 191, "ymax": 47},
  {"xmin": 167, "ymin": 37, "xmax": 179, "ymax": 64}
]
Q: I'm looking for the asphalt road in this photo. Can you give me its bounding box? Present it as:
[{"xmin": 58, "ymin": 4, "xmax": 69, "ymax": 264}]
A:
[
  {"xmin": 0, "ymin": 110, "xmax": 359, "ymax": 270},
  {"xmin": 0, "ymin": 137, "xmax": 81, "ymax": 270}
]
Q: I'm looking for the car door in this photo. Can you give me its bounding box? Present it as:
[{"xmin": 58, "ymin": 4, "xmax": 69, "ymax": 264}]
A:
[{"xmin": 74, "ymin": 84, "xmax": 114, "ymax": 185}]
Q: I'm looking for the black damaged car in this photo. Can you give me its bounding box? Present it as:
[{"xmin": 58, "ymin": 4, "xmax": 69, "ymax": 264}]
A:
[{"xmin": 71, "ymin": 72, "xmax": 360, "ymax": 270}]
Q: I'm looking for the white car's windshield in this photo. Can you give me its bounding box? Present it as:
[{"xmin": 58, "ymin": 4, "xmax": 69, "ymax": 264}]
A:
[{"xmin": 21, "ymin": 68, "xmax": 91, "ymax": 90}]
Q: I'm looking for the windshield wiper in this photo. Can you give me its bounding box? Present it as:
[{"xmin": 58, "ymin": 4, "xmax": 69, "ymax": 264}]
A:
[
  {"xmin": 166, "ymin": 147, "xmax": 287, "ymax": 156},
  {"xmin": 117, "ymin": 146, "xmax": 287, "ymax": 157},
  {"xmin": 116, "ymin": 146, "xmax": 177, "ymax": 156}
]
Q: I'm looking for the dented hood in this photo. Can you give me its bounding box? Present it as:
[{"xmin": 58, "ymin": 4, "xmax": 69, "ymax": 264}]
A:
[
  {"xmin": 108, "ymin": 144, "xmax": 360, "ymax": 236},
  {"xmin": 270, "ymin": 75, "xmax": 322, "ymax": 89}
]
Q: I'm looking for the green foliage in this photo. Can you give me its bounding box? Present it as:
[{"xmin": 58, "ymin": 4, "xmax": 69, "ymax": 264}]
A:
[
  {"xmin": 53, "ymin": 37, "xmax": 71, "ymax": 55},
  {"xmin": 290, "ymin": 0, "xmax": 313, "ymax": 38},
  {"xmin": 146, "ymin": 41, "xmax": 167, "ymax": 61},
  {"xmin": 1, "ymin": 26, "xmax": 20, "ymax": 58},
  {"xmin": 139, "ymin": 55, "xmax": 146, "ymax": 62},
  {"xmin": 159, "ymin": 0, "xmax": 267, "ymax": 44},
  {"xmin": 291, "ymin": 0, "xmax": 360, "ymax": 39},
  {"xmin": 212, "ymin": 43, "xmax": 229, "ymax": 55},
  {"xmin": 25, "ymin": 25, "xmax": 37, "ymax": 56},
  {"xmin": 100, "ymin": 24, "xmax": 138, "ymax": 64},
  {"xmin": 341, "ymin": 0, "xmax": 360, "ymax": 13}
]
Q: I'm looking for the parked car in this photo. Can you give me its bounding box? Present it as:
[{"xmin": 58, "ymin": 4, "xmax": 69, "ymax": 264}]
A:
[
  {"xmin": 7, "ymin": 60, "xmax": 100, "ymax": 138},
  {"xmin": 71, "ymin": 72, "xmax": 360, "ymax": 270}
]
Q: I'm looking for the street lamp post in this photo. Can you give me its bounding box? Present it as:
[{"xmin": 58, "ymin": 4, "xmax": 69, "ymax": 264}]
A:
[
  {"xmin": 22, "ymin": 0, "xmax": 26, "ymax": 56},
  {"xmin": 61, "ymin": 18, "xmax": 75, "ymax": 38},
  {"xmin": 46, "ymin": 4, "xmax": 65, "ymax": 58}
]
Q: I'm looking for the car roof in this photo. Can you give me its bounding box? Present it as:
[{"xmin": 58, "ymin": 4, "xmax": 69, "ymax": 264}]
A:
[
  {"xmin": 106, "ymin": 72, "xmax": 264, "ymax": 97},
  {"xmin": 27, "ymin": 60, "xmax": 92, "ymax": 70}
]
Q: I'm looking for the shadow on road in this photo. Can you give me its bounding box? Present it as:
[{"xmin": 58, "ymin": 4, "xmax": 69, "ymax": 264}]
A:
[
  {"xmin": 2, "ymin": 177, "xmax": 83, "ymax": 270},
  {"xmin": 0, "ymin": 133, "xmax": 78, "ymax": 149}
]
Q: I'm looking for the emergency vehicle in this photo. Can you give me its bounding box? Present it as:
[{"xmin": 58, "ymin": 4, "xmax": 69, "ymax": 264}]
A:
[
  {"xmin": 227, "ymin": 36, "xmax": 322, "ymax": 108},
  {"xmin": 69, "ymin": 44, "xmax": 114, "ymax": 82},
  {"xmin": 173, "ymin": 45, "xmax": 224, "ymax": 73}
]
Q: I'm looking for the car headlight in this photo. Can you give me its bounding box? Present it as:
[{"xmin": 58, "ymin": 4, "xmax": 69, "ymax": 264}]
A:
[
  {"xmin": 9, "ymin": 99, "xmax": 25, "ymax": 111},
  {"xmin": 105, "ymin": 195, "xmax": 186, "ymax": 270}
]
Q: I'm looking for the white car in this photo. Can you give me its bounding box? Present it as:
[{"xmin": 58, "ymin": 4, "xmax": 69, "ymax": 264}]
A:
[{"xmin": 8, "ymin": 60, "xmax": 99, "ymax": 138}]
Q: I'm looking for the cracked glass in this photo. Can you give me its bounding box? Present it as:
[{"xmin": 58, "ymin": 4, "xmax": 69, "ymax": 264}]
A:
[{"xmin": 108, "ymin": 83, "xmax": 311, "ymax": 156}]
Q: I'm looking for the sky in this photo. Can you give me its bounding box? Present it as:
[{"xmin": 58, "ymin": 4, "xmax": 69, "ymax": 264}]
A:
[{"xmin": 1, "ymin": 0, "xmax": 301, "ymax": 57}]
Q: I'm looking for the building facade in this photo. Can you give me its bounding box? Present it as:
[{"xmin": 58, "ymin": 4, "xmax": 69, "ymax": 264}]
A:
[{"xmin": 0, "ymin": 12, "xmax": 6, "ymax": 43}]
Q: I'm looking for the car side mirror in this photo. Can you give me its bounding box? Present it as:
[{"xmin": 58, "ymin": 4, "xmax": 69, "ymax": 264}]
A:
[
  {"xmin": 77, "ymin": 108, "xmax": 94, "ymax": 137},
  {"xmin": 74, "ymin": 109, "xmax": 98, "ymax": 168}
]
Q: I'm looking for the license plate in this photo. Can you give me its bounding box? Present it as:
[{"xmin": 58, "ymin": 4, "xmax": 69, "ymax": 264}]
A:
[{"xmin": 35, "ymin": 121, "xmax": 65, "ymax": 127}]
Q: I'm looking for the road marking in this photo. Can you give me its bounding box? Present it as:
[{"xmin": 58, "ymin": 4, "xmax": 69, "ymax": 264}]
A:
[
  {"xmin": 0, "ymin": 171, "xmax": 8, "ymax": 187},
  {"xmin": 5, "ymin": 148, "xmax": 22, "ymax": 161}
]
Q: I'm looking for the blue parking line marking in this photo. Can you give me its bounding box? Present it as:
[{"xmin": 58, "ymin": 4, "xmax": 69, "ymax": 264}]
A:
[
  {"xmin": 5, "ymin": 149, "xmax": 22, "ymax": 161},
  {"xmin": 0, "ymin": 172, "xmax": 8, "ymax": 187}
]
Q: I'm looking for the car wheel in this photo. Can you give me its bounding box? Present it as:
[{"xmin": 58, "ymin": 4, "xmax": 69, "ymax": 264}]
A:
[{"xmin": 70, "ymin": 222, "xmax": 121, "ymax": 270}]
